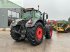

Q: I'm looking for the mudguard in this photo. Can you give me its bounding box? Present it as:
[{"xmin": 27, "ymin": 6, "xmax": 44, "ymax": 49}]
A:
[
  {"xmin": 45, "ymin": 24, "xmax": 52, "ymax": 31},
  {"xmin": 10, "ymin": 19, "xmax": 23, "ymax": 27},
  {"xmin": 26, "ymin": 18, "xmax": 42, "ymax": 27},
  {"xmin": 10, "ymin": 18, "xmax": 43, "ymax": 28}
]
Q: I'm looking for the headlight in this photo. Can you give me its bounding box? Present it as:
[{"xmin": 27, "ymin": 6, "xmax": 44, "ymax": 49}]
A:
[
  {"xmin": 12, "ymin": 21, "xmax": 15, "ymax": 23},
  {"xmin": 12, "ymin": 20, "xmax": 15, "ymax": 24}
]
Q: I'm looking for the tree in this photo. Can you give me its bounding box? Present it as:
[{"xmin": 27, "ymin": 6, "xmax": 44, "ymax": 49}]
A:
[{"xmin": 68, "ymin": 17, "xmax": 70, "ymax": 23}]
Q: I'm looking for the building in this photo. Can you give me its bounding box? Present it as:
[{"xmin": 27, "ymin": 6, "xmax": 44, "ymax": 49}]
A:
[{"xmin": 0, "ymin": 0, "xmax": 22, "ymax": 28}]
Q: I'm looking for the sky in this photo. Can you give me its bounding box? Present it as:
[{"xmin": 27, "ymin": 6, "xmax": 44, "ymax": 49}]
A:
[{"xmin": 9, "ymin": 0, "xmax": 70, "ymax": 21}]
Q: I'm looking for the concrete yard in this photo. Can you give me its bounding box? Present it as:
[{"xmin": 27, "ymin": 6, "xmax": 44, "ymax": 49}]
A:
[{"xmin": 0, "ymin": 31, "xmax": 70, "ymax": 52}]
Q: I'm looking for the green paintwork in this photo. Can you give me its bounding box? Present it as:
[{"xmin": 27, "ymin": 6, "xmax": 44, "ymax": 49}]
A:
[
  {"xmin": 21, "ymin": 9, "xmax": 42, "ymax": 20},
  {"xmin": 21, "ymin": 9, "xmax": 43, "ymax": 27},
  {"xmin": 11, "ymin": 8, "xmax": 48, "ymax": 27}
]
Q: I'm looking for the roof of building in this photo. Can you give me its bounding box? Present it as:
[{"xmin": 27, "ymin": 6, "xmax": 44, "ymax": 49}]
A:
[{"xmin": 0, "ymin": 0, "xmax": 22, "ymax": 8}]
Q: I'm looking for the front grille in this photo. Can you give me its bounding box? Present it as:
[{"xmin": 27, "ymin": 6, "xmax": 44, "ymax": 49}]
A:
[
  {"xmin": 11, "ymin": 20, "xmax": 28, "ymax": 34},
  {"xmin": 18, "ymin": 20, "xmax": 28, "ymax": 29},
  {"xmin": 11, "ymin": 25, "xmax": 20, "ymax": 32},
  {"xmin": 18, "ymin": 20, "xmax": 28, "ymax": 26}
]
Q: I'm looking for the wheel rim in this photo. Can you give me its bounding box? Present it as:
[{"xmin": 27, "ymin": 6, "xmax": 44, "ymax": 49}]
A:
[
  {"xmin": 50, "ymin": 28, "xmax": 52, "ymax": 37},
  {"xmin": 36, "ymin": 26, "xmax": 43, "ymax": 41}
]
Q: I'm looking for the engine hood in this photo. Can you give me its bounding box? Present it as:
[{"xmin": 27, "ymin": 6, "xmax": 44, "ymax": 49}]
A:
[{"xmin": 10, "ymin": 19, "xmax": 29, "ymax": 28}]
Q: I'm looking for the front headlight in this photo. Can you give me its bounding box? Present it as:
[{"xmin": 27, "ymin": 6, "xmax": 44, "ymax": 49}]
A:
[
  {"xmin": 10, "ymin": 20, "xmax": 15, "ymax": 28},
  {"xmin": 12, "ymin": 20, "xmax": 15, "ymax": 24}
]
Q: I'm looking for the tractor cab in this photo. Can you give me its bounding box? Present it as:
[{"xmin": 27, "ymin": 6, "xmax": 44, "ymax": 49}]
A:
[{"xmin": 21, "ymin": 8, "xmax": 48, "ymax": 21}]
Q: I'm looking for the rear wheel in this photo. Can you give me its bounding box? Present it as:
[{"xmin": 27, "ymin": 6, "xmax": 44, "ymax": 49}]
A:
[
  {"xmin": 45, "ymin": 27, "xmax": 52, "ymax": 39},
  {"xmin": 27, "ymin": 22, "xmax": 44, "ymax": 46}
]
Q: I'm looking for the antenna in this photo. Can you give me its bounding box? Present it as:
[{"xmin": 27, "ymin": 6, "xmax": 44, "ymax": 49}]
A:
[{"xmin": 38, "ymin": 5, "xmax": 39, "ymax": 10}]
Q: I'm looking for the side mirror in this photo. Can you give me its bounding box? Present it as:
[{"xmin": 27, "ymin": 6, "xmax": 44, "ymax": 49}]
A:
[
  {"xmin": 43, "ymin": 12, "xmax": 48, "ymax": 20},
  {"xmin": 46, "ymin": 14, "xmax": 48, "ymax": 19}
]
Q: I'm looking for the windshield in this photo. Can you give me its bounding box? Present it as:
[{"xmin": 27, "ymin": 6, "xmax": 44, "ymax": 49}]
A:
[{"xmin": 22, "ymin": 11, "xmax": 33, "ymax": 19}]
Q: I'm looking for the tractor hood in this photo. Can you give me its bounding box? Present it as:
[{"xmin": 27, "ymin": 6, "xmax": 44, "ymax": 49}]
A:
[
  {"xmin": 10, "ymin": 18, "xmax": 30, "ymax": 28},
  {"xmin": 10, "ymin": 19, "xmax": 23, "ymax": 27}
]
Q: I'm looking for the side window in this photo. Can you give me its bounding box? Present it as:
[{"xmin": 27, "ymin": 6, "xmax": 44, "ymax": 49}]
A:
[
  {"xmin": 35, "ymin": 11, "xmax": 41, "ymax": 18},
  {"xmin": 16, "ymin": 13, "xmax": 19, "ymax": 18}
]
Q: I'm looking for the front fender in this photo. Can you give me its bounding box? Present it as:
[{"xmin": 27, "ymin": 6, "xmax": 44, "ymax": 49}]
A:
[{"xmin": 10, "ymin": 19, "xmax": 22, "ymax": 27}]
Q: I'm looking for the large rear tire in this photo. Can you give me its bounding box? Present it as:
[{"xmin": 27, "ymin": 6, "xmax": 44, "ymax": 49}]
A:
[{"xmin": 27, "ymin": 22, "xmax": 44, "ymax": 46}]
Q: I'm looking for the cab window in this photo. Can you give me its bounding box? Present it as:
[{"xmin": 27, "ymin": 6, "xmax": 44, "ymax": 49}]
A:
[{"xmin": 35, "ymin": 11, "xmax": 41, "ymax": 18}]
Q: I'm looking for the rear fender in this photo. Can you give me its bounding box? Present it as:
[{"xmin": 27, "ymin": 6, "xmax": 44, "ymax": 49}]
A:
[
  {"xmin": 26, "ymin": 19, "xmax": 40, "ymax": 27},
  {"xmin": 45, "ymin": 24, "xmax": 52, "ymax": 31}
]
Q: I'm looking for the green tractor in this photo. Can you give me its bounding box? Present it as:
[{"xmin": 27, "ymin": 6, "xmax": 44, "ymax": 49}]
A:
[{"xmin": 10, "ymin": 8, "xmax": 52, "ymax": 46}]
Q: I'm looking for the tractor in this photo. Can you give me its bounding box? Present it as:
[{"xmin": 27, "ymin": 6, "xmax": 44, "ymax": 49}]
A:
[{"xmin": 10, "ymin": 8, "xmax": 52, "ymax": 46}]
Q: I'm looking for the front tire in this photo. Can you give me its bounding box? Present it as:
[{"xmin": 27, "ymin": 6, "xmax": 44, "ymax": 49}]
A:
[
  {"xmin": 27, "ymin": 22, "xmax": 44, "ymax": 46},
  {"xmin": 45, "ymin": 27, "xmax": 52, "ymax": 39},
  {"xmin": 10, "ymin": 26, "xmax": 25, "ymax": 42},
  {"xmin": 10, "ymin": 32, "xmax": 22, "ymax": 42}
]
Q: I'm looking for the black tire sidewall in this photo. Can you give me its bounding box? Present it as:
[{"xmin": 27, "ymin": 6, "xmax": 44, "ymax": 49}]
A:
[
  {"xmin": 27, "ymin": 22, "xmax": 44, "ymax": 45},
  {"xmin": 10, "ymin": 32, "xmax": 21, "ymax": 41},
  {"xmin": 45, "ymin": 27, "xmax": 52, "ymax": 39}
]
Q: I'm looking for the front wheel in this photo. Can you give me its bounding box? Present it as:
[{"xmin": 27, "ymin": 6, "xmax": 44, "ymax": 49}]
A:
[
  {"xmin": 10, "ymin": 26, "xmax": 25, "ymax": 42},
  {"xmin": 45, "ymin": 27, "xmax": 52, "ymax": 39},
  {"xmin": 27, "ymin": 22, "xmax": 44, "ymax": 46},
  {"xmin": 11, "ymin": 32, "xmax": 22, "ymax": 42}
]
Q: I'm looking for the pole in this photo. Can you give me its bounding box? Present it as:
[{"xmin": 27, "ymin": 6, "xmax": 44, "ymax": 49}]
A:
[{"xmin": 38, "ymin": 5, "xmax": 39, "ymax": 11}]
